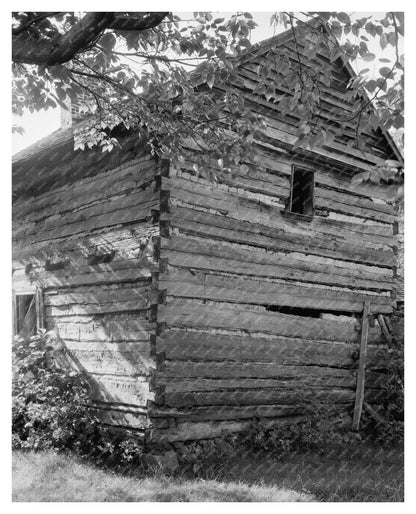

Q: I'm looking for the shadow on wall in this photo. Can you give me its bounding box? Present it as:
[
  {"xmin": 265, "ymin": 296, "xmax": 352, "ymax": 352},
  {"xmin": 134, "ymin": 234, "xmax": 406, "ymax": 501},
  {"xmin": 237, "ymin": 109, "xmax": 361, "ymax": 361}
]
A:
[{"xmin": 14, "ymin": 223, "xmax": 160, "ymax": 432}]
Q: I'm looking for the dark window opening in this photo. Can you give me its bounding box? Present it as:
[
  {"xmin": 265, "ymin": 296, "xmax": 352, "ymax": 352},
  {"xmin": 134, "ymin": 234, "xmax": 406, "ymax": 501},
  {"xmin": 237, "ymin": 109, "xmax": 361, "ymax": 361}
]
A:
[
  {"xmin": 14, "ymin": 294, "xmax": 36, "ymax": 337},
  {"xmin": 289, "ymin": 167, "xmax": 314, "ymax": 216}
]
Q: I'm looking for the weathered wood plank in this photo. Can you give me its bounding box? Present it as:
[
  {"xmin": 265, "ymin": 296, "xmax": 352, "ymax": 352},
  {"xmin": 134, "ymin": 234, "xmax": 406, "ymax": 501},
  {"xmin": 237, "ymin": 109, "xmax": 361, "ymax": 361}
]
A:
[
  {"xmin": 13, "ymin": 220, "xmax": 159, "ymax": 260},
  {"xmin": 90, "ymin": 405, "xmax": 150, "ymax": 430},
  {"xmin": 163, "ymin": 248, "xmax": 393, "ymax": 292},
  {"xmin": 85, "ymin": 374, "xmax": 154, "ymax": 406},
  {"xmin": 149, "ymin": 416, "xmax": 309, "ymax": 442},
  {"xmin": 44, "ymin": 282, "xmax": 155, "ymax": 309},
  {"xmin": 377, "ymin": 314, "xmax": 393, "ymax": 344},
  {"xmin": 249, "ymin": 150, "xmax": 397, "ymax": 204},
  {"xmin": 174, "ymin": 166, "xmax": 396, "ymax": 223},
  {"xmin": 161, "ymin": 388, "xmax": 356, "ymax": 408},
  {"xmin": 168, "ymin": 174, "xmax": 396, "ymax": 229},
  {"xmin": 13, "ymin": 189, "xmax": 160, "ymax": 243},
  {"xmin": 48, "ymin": 314, "xmax": 156, "ymax": 342},
  {"xmin": 160, "ymin": 268, "xmax": 392, "ymax": 313},
  {"xmin": 13, "ymin": 157, "xmax": 157, "ymax": 223},
  {"xmin": 352, "ymin": 300, "xmax": 371, "ymax": 430},
  {"xmin": 149, "ymin": 403, "xmax": 348, "ymax": 422},
  {"xmin": 157, "ymin": 362, "xmax": 386, "ymax": 386},
  {"xmin": 162, "ymin": 236, "xmax": 393, "ymax": 287},
  {"xmin": 166, "ymin": 206, "xmax": 395, "ymax": 267},
  {"xmin": 156, "ymin": 330, "xmax": 387, "ymax": 366},
  {"xmin": 158, "ymin": 302, "xmax": 383, "ymax": 343},
  {"xmin": 45, "ymin": 298, "xmax": 151, "ymax": 317}
]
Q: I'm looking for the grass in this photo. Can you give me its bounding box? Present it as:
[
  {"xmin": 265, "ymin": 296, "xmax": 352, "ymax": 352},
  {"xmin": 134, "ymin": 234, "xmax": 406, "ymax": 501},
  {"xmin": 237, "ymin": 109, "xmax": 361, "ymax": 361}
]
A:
[
  {"xmin": 12, "ymin": 444, "xmax": 404, "ymax": 502},
  {"xmin": 204, "ymin": 445, "xmax": 404, "ymax": 502},
  {"xmin": 12, "ymin": 451, "xmax": 312, "ymax": 502}
]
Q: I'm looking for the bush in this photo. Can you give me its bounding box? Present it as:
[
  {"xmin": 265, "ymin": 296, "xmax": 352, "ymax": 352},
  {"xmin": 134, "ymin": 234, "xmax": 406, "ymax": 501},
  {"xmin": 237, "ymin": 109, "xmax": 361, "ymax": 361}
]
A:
[
  {"xmin": 174, "ymin": 410, "xmax": 364, "ymax": 474},
  {"xmin": 12, "ymin": 331, "xmax": 101, "ymax": 452},
  {"xmin": 12, "ymin": 331, "xmax": 145, "ymax": 468},
  {"xmin": 369, "ymin": 309, "xmax": 404, "ymax": 444}
]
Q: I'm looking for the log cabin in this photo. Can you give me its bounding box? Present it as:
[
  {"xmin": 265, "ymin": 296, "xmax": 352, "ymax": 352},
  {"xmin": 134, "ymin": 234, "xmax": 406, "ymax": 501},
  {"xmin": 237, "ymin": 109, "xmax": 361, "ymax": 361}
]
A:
[{"xmin": 12, "ymin": 22, "xmax": 403, "ymax": 444}]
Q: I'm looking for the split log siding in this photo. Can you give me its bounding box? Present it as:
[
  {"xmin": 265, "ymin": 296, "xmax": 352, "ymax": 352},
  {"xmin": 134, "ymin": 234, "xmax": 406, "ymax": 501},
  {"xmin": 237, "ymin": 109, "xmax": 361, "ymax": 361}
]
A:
[
  {"xmin": 152, "ymin": 56, "xmax": 398, "ymax": 439},
  {"xmin": 13, "ymin": 151, "xmax": 163, "ymax": 431}
]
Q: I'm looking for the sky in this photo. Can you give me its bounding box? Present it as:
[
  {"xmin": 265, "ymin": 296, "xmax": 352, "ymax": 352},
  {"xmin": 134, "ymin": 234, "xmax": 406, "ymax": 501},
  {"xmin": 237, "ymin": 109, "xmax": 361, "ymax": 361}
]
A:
[{"xmin": 11, "ymin": 11, "xmax": 401, "ymax": 155}]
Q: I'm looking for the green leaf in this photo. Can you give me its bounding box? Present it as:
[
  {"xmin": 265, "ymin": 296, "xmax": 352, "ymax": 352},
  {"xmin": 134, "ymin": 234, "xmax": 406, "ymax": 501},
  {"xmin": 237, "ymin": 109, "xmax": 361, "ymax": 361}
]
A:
[
  {"xmin": 362, "ymin": 53, "xmax": 376, "ymax": 62},
  {"xmin": 379, "ymin": 66, "xmax": 391, "ymax": 78},
  {"xmin": 100, "ymin": 32, "xmax": 116, "ymax": 53},
  {"xmin": 337, "ymin": 12, "xmax": 351, "ymax": 24}
]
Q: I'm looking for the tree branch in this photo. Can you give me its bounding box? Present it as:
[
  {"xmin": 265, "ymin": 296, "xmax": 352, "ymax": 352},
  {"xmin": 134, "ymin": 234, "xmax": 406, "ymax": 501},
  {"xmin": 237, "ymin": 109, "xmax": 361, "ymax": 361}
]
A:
[
  {"xmin": 12, "ymin": 12, "xmax": 114, "ymax": 65},
  {"xmin": 12, "ymin": 12, "xmax": 169, "ymax": 66}
]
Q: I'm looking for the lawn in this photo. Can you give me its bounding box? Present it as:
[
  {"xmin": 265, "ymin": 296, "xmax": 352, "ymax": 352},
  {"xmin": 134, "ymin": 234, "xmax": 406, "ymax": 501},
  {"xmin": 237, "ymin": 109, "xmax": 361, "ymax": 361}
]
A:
[{"xmin": 12, "ymin": 445, "xmax": 404, "ymax": 502}]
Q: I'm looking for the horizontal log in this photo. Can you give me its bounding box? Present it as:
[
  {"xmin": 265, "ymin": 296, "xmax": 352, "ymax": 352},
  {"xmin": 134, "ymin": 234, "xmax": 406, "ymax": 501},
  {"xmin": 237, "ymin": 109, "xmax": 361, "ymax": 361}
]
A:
[
  {"xmin": 48, "ymin": 314, "xmax": 156, "ymax": 342},
  {"xmin": 166, "ymin": 206, "xmax": 394, "ymax": 267},
  {"xmin": 90, "ymin": 406, "xmax": 150, "ymax": 430},
  {"xmin": 162, "ymin": 236, "xmax": 393, "ymax": 285},
  {"xmin": 45, "ymin": 299, "xmax": 150, "ymax": 317},
  {"xmin": 160, "ymin": 268, "xmax": 392, "ymax": 313},
  {"xmin": 157, "ymin": 302, "xmax": 384, "ymax": 343},
  {"xmin": 150, "ymin": 416, "xmax": 315, "ymax": 441},
  {"xmin": 168, "ymin": 174, "xmax": 396, "ymax": 231},
  {"xmin": 149, "ymin": 420, "xmax": 253, "ymax": 441},
  {"xmin": 13, "ymin": 132, "xmax": 151, "ymax": 200},
  {"xmin": 13, "ymin": 221, "xmax": 159, "ymax": 260},
  {"xmin": 174, "ymin": 167, "xmax": 396, "ymax": 233},
  {"xmin": 13, "ymin": 156, "xmax": 157, "ymax": 223},
  {"xmin": 86, "ymin": 374, "xmax": 153, "ymax": 406},
  {"xmin": 238, "ymin": 58, "xmax": 393, "ymax": 156},
  {"xmin": 156, "ymin": 330, "xmax": 386, "ymax": 366},
  {"xmin": 162, "ymin": 248, "xmax": 393, "ymax": 293},
  {"xmin": 44, "ymin": 282, "xmax": 155, "ymax": 308},
  {"xmin": 249, "ymin": 150, "xmax": 397, "ymax": 205},
  {"xmin": 13, "ymin": 189, "xmax": 160, "ymax": 244},
  {"xmin": 157, "ymin": 362, "xmax": 386, "ymax": 385},
  {"xmin": 13, "ymin": 264, "xmax": 156, "ymax": 291},
  {"xmin": 149, "ymin": 403, "xmax": 348, "ymax": 422},
  {"xmin": 161, "ymin": 388, "xmax": 356, "ymax": 408},
  {"xmin": 65, "ymin": 340, "xmax": 151, "ymax": 352},
  {"xmin": 160, "ymin": 377, "xmax": 359, "ymax": 393},
  {"xmin": 216, "ymin": 77, "xmax": 389, "ymax": 174},
  {"xmin": 67, "ymin": 349, "xmax": 155, "ymax": 377}
]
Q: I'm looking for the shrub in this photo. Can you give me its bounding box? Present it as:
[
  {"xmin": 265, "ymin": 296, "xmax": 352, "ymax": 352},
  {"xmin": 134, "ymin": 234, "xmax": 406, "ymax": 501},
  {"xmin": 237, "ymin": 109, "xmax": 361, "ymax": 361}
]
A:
[
  {"xmin": 368, "ymin": 310, "xmax": 404, "ymax": 444},
  {"xmin": 12, "ymin": 331, "xmax": 145, "ymax": 468},
  {"xmin": 12, "ymin": 330, "xmax": 101, "ymax": 452}
]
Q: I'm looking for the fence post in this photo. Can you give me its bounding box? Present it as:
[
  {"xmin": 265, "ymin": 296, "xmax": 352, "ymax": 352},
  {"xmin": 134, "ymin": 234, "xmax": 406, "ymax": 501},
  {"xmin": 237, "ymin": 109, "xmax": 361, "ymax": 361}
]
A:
[{"xmin": 352, "ymin": 300, "xmax": 371, "ymax": 431}]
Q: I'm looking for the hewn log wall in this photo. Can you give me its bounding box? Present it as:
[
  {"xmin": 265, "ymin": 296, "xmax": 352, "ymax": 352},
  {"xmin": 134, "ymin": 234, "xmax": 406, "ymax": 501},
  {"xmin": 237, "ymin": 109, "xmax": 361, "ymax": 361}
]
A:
[
  {"xmin": 13, "ymin": 142, "xmax": 163, "ymax": 434},
  {"xmin": 151, "ymin": 42, "xmax": 399, "ymax": 442}
]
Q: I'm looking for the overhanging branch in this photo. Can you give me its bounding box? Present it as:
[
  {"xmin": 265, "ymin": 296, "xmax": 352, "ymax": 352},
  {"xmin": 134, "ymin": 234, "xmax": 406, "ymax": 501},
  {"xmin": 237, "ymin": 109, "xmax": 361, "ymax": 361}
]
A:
[{"xmin": 12, "ymin": 12, "xmax": 169, "ymax": 66}]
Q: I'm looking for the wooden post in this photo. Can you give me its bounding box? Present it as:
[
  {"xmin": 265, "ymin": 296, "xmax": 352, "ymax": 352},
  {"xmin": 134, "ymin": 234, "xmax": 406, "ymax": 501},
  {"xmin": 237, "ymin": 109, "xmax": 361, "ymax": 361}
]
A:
[
  {"xmin": 35, "ymin": 287, "xmax": 45, "ymax": 332},
  {"xmin": 377, "ymin": 314, "xmax": 392, "ymax": 345},
  {"xmin": 352, "ymin": 300, "xmax": 370, "ymax": 431},
  {"xmin": 12, "ymin": 290, "xmax": 17, "ymax": 336}
]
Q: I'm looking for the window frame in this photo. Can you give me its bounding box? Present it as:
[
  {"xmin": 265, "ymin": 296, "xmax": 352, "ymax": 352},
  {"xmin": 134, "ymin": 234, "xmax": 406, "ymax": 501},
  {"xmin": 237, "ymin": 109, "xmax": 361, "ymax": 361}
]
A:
[
  {"xmin": 285, "ymin": 164, "xmax": 315, "ymax": 221},
  {"xmin": 12, "ymin": 287, "xmax": 44, "ymax": 336}
]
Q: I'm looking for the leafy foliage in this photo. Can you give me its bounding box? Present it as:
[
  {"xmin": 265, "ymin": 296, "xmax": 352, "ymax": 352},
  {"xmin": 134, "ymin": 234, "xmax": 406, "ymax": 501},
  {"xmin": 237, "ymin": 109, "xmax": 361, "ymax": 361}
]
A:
[
  {"xmin": 12, "ymin": 11, "xmax": 403, "ymax": 179},
  {"xmin": 12, "ymin": 331, "xmax": 100, "ymax": 452},
  {"xmin": 12, "ymin": 331, "xmax": 145, "ymax": 467},
  {"xmin": 369, "ymin": 309, "xmax": 404, "ymax": 444}
]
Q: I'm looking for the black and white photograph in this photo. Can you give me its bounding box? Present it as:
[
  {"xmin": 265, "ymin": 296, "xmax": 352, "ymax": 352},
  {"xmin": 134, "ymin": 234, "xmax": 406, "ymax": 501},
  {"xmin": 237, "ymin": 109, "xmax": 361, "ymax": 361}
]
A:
[{"xmin": 9, "ymin": 3, "xmax": 407, "ymax": 503}]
